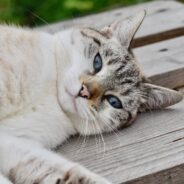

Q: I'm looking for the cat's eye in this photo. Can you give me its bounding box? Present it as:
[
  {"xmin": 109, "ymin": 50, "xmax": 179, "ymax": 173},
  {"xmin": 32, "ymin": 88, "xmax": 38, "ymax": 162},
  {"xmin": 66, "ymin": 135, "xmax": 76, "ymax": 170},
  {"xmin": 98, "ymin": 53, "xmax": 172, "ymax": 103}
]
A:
[
  {"xmin": 106, "ymin": 95, "xmax": 122, "ymax": 109},
  {"xmin": 93, "ymin": 53, "xmax": 102, "ymax": 73}
]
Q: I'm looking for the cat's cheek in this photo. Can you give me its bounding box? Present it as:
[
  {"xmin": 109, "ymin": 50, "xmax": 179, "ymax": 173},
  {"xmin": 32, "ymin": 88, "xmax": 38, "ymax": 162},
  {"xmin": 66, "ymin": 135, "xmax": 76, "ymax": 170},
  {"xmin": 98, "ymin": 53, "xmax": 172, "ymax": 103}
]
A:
[
  {"xmin": 74, "ymin": 99, "xmax": 90, "ymax": 119},
  {"xmin": 58, "ymin": 90, "xmax": 76, "ymax": 114},
  {"xmin": 63, "ymin": 70, "xmax": 81, "ymax": 97}
]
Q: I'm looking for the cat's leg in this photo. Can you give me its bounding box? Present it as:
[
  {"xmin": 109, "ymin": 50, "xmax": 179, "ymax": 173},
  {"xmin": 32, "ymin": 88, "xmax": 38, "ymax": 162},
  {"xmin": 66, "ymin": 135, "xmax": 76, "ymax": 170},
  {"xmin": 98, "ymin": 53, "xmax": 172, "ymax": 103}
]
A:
[
  {"xmin": 0, "ymin": 173, "xmax": 13, "ymax": 184},
  {"xmin": 0, "ymin": 133, "xmax": 111, "ymax": 184}
]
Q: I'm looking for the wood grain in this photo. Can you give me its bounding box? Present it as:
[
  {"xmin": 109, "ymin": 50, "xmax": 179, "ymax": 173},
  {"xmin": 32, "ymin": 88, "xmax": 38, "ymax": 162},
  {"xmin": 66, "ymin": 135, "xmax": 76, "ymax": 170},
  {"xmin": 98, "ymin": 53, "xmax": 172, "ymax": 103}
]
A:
[
  {"xmin": 40, "ymin": 0, "xmax": 184, "ymax": 183},
  {"xmin": 39, "ymin": 0, "xmax": 184, "ymax": 46},
  {"xmin": 58, "ymin": 100, "xmax": 184, "ymax": 184},
  {"xmin": 132, "ymin": 27, "xmax": 184, "ymax": 48},
  {"xmin": 133, "ymin": 36, "xmax": 184, "ymax": 88}
]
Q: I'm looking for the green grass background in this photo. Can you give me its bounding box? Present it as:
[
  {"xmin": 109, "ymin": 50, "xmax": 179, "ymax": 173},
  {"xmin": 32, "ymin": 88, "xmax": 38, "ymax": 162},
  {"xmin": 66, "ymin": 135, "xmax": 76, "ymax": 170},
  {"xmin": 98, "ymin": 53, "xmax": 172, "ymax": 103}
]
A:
[{"xmin": 0, "ymin": 0, "xmax": 183, "ymax": 27}]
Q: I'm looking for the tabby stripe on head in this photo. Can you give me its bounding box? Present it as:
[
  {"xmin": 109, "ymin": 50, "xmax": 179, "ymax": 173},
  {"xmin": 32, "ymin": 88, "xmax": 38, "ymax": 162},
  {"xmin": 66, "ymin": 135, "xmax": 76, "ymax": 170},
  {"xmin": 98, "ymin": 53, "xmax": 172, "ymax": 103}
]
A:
[
  {"xmin": 87, "ymin": 43, "xmax": 96, "ymax": 58},
  {"xmin": 126, "ymin": 111, "xmax": 133, "ymax": 126},
  {"xmin": 87, "ymin": 27, "xmax": 109, "ymax": 39},
  {"xmin": 115, "ymin": 65, "xmax": 125, "ymax": 73},
  {"xmin": 81, "ymin": 30, "xmax": 101, "ymax": 46},
  {"xmin": 104, "ymin": 49, "xmax": 113, "ymax": 57},
  {"xmin": 120, "ymin": 79, "xmax": 134, "ymax": 85},
  {"xmin": 108, "ymin": 57, "xmax": 123, "ymax": 65}
]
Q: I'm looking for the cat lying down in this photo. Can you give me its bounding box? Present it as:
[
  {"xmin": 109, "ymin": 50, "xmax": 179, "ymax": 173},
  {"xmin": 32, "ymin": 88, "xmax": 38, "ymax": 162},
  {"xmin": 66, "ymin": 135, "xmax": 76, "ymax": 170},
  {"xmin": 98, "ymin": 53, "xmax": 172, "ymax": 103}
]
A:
[{"xmin": 0, "ymin": 10, "xmax": 182, "ymax": 184}]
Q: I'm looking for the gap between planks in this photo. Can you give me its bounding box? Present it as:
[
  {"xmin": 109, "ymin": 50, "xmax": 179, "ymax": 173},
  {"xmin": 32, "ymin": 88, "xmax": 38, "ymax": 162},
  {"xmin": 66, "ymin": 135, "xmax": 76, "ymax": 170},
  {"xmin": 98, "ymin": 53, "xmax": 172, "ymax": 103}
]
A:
[
  {"xmin": 132, "ymin": 27, "xmax": 184, "ymax": 48},
  {"xmin": 133, "ymin": 36, "xmax": 184, "ymax": 89}
]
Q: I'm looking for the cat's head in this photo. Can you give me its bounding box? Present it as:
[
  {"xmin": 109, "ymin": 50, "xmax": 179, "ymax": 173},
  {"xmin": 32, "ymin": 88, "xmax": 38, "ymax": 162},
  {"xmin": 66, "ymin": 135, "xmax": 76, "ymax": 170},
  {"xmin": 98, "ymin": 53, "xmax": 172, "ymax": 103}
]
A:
[{"xmin": 55, "ymin": 11, "xmax": 183, "ymax": 135}]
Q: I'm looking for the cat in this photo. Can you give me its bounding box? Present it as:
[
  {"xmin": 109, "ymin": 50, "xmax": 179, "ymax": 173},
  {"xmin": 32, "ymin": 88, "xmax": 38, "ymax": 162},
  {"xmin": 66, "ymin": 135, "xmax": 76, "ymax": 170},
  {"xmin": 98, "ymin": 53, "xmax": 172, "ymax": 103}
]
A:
[{"xmin": 0, "ymin": 10, "xmax": 182, "ymax": 184}]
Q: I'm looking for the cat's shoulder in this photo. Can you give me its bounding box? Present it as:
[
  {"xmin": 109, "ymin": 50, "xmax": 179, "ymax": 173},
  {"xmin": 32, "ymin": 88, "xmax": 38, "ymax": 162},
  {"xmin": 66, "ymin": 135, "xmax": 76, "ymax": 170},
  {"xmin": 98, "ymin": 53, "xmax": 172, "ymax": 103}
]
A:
[
  {"xmin": 0, "ymin": 24, "xmax": 30, "ymax": 32},
  {"xmin": 0, "ymin": 24, "xmax": 43, "ymax": 38}
]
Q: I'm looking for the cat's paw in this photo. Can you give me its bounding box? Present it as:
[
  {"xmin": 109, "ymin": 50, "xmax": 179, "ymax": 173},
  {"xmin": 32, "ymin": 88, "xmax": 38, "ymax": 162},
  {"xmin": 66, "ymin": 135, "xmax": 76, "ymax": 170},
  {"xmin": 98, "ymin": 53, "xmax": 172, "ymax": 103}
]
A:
[
  {"xmin": 63, "ymin": 165, "xmax": 112, "ymax": 184},
  {"xmin": 39, "ymin": 172, "xmax": 64, "ymax": 184}
]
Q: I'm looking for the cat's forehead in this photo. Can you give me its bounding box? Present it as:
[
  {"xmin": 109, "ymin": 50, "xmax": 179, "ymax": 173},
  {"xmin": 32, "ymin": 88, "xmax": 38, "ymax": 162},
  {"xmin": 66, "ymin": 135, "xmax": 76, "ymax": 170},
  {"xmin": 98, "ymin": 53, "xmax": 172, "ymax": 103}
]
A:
[
  {"xmin": 104, "ymin": 60, "xmax": 142, "ymax": 91},
  {"xmin": 79, "ymin": 27, "xmax": 128, "ymax": 58},
  {"xmin": 79, "ymin": 27, "xmax": 121, "ymax": 47},
  {"xmin": 79, "ymin": 27, "xmax": 143, "ymax": 87}
]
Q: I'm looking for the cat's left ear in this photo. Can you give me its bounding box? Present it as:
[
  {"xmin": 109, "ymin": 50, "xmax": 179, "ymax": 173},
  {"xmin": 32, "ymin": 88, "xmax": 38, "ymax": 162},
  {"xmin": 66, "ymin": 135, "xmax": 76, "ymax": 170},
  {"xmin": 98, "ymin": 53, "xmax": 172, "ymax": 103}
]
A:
[
  {"xmin": 101, "ymin": 10, "xmax": 146, "ymax": 48},
  {"xmin": 139, "ymin": 83, "xmax": 183, "ymax": 112}
]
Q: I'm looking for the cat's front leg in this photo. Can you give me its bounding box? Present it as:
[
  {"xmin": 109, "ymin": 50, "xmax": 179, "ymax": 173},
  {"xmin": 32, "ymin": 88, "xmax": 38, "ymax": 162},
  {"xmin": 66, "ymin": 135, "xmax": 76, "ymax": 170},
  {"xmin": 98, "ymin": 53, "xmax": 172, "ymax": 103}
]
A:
[
  {"xmin": 10, "ymin": 161, "xmax": 111, "ymax": 184},
  {"xmin": 0, "ymin": 133, "xmax": 111, "ymax": 184}
]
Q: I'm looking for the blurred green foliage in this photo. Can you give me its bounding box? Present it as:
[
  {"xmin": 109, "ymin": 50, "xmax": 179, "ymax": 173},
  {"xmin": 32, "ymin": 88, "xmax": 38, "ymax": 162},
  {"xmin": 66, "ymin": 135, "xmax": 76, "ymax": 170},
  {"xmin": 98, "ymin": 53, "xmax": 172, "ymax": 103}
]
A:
[{"xmin": 0, "ymin": 0, "xmax": 183, "ymax": 27}]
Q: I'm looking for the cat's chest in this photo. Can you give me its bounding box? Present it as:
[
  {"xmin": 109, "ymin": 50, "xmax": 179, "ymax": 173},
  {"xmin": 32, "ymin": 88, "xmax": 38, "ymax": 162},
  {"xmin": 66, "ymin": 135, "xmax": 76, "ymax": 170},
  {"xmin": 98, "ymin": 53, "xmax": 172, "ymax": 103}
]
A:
[
  {"xmin": 0, "ymin": 95, "xmax": 76, "ymax": 148},
  {"xmin": 0, "ymin": 27, "xmax": 56, "ymax": 121}
]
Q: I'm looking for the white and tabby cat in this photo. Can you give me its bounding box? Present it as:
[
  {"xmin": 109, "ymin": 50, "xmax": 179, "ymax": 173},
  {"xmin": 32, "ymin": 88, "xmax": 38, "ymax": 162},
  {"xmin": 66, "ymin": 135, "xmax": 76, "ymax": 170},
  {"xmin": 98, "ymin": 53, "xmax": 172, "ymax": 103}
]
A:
[{"xmin": 0, "ymin": 11, "xmax": 182, "ymax": 184}]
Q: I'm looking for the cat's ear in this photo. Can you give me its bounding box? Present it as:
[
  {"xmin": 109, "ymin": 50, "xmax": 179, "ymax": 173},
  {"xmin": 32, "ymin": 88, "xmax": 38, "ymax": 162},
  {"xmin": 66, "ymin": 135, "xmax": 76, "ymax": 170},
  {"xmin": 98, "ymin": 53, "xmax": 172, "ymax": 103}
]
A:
[
  {"xmin": 139, "ymin": 83, "xmax": 183, "ymax": 112},
  {"xmin": 101, "ymin": 10, "xmax": 146, "ymax": 48}
]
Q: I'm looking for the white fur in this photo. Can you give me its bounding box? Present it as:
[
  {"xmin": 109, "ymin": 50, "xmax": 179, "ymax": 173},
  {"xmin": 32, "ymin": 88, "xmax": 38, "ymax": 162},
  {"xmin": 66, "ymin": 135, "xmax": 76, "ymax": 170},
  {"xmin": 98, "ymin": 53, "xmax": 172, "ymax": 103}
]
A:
[{"xmin": 0, "ymin": 25, "xmax": 112, "ymax": 183}]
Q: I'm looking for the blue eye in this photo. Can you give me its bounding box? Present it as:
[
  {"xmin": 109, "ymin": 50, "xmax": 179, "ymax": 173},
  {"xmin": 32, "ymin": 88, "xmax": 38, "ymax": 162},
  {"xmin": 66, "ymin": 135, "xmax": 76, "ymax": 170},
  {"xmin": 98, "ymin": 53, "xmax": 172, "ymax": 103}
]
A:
[
  {"xmin": 106, "ymin": 95, "xmax": 122, "ymax": 109},
  {"xmin": 93, "ymin": 53, "xmax": 102, "ymax": 73}
]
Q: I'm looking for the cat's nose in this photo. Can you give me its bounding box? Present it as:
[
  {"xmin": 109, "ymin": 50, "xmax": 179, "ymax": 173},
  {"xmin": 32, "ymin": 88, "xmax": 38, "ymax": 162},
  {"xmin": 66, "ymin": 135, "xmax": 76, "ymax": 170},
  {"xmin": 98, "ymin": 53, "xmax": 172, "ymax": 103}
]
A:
[{"xmin": 78, "ymin": 84, "xmax": 91, "ymax": 99}]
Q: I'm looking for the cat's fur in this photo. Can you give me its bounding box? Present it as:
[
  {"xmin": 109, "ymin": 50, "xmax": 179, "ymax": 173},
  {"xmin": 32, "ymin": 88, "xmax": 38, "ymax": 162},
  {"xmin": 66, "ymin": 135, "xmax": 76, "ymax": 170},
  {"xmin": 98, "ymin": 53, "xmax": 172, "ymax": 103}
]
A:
[{"xmin": 0, "ymin": 11, "xmax": 182, "ymax": 184}]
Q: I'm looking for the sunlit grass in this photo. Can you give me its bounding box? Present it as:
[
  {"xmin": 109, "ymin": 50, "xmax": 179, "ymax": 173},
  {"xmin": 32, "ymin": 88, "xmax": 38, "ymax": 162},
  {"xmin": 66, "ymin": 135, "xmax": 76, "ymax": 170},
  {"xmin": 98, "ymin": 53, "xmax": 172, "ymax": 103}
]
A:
[
  {"xmin": 0, "ymin": 0, "xmax": 183, "ymax": 26},
  {"xmin": 64, "ymin": 0, "xmax": 93, "ymax": 10}
]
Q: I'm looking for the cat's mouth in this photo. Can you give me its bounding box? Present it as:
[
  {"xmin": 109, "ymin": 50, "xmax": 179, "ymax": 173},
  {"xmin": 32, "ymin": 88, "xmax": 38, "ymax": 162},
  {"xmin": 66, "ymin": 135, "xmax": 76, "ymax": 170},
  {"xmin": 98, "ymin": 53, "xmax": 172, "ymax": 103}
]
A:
[{"xmin": 65, "ymin": 88, "xmax": 78, "ymax": 114}]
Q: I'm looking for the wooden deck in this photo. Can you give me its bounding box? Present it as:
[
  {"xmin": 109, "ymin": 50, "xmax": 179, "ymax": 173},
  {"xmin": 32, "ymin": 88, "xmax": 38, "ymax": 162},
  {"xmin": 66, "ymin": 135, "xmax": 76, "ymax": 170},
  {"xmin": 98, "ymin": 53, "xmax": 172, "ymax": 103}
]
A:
[{"xmin": 41, "ymin": 1, "xmax": 184, "ymax": 183}]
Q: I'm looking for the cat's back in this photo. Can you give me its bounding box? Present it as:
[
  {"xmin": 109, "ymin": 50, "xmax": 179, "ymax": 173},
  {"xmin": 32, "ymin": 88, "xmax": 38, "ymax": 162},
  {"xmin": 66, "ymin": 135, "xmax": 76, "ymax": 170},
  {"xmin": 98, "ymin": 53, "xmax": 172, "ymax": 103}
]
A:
[
  {"xmin": 0, "ymin": 25, "xmax": 55, "ymax": 121},
  {"xmin": 0, "ymin": 24, "xmax": 40, "ymax": 56}
]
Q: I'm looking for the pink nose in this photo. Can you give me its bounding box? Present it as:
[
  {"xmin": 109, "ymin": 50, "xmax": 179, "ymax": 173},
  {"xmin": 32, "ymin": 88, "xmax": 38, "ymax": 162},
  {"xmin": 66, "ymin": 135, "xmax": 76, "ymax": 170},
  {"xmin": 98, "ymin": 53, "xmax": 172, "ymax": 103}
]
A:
[{"xmin": 79, "ymin": 84, "xmax": 90, "ymax": 99}]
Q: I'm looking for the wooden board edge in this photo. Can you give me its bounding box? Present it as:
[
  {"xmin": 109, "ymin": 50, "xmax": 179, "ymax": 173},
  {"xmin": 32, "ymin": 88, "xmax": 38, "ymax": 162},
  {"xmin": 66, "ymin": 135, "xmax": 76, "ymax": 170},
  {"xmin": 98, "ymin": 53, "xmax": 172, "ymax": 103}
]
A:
[
  {"xmin": 125, "ymin": 163, "xmax": 184, "ymax": 184},
  {"xmin": 132, "ymin": 27, "xmax": 184, "ymax": 48},
  {"xmin": 148, "ymin": 67, "xmax": 184, "ymax": 89}
]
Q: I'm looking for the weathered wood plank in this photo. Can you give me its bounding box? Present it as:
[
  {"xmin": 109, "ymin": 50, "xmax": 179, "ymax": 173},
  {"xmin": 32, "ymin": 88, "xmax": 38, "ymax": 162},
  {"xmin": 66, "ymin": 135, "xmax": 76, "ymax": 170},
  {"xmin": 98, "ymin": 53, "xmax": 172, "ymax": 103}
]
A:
[
  {"xmin": 132, "ymin": 27, "xmax": 184, "ymax": 48},
  {"xmin": 41, "ymin": 1, "xmax": 184, "ymax": 183},
  {"xmin": 58, "ymin": 100, "xmax": 184, "ymax": 184},
  {"xmin": 133, "ymin": 36, "xmax": 184, "ymax": 88},
  {"xmin": 39, "ymin": 0, "xmax": 184, "ymax": 47},
  {"xmin": 126, "ymin": 164, "xmax": 184, "ymax": 184},
  {"xmin": 54, "ymin": 18, "xmax": 184, "ymax": 184}
]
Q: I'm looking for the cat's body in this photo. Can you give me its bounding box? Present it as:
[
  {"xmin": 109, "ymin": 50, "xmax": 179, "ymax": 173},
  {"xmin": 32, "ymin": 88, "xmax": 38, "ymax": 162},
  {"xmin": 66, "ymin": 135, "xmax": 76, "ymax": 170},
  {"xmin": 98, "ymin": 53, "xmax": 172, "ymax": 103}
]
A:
[
  {"xmin": 0, "ymin": 26, "xmax": 75, "ymax": 148},
  {"xmin": 0, "ymin": 11, "xmax": 182, "ymax": 184}
]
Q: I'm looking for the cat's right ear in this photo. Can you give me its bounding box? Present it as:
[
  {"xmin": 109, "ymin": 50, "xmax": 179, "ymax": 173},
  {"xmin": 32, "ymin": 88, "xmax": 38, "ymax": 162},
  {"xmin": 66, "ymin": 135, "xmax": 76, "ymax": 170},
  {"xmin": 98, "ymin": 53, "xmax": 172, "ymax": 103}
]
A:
[
  {"xmin": 101, "ymin": 10, "xmax": 146, "ymax": 48},
  {"xmin": 139, "ymin": 83, "xmax": 183, "ymax": 112}
]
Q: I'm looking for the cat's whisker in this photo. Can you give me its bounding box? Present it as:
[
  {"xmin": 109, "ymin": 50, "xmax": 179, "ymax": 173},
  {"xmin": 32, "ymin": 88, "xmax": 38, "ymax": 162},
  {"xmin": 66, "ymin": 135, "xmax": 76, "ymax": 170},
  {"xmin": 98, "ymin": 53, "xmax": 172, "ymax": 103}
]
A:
[
  {"xmin": 91, "ymin": 117, "xmax": 99, "ymax": 151},
  {"xmin": 84, "ymin": 105, "xmax": 100, "ymax": 151},
  {"xmin": 73, "ymin": 100, "xmax": 86, "ymax": 152},
  {"xmin": 101, "ymin": 116, "xmax": 122, "ymax": 146},
  {"xmin": 89, "ymin": 110, "xmax": 103, "ymax": 151},
  {"xmin": 88, "ymin": 106, "xmax": 106, "ymax": 155},
  {"xmin": 26, "ymin": 9, "xmax": 49, "ymax": 26},
  {"xmin": 76, "ymin": 119, "xmax": 86, "ymax": 153},
  {"xmin": 78, "ymin": 102, "xmax": 89, "ymax": 152},
  {"xmin": 92, "ymin": 118, "xmax": 102, "ymax": 153},
  {"xmin": 78, "ymin": 121, "xmax": 87, "ymax": 152},
  {"xmin": 99, "ymin": 112, "xmax": 121, "ymax": 138}
]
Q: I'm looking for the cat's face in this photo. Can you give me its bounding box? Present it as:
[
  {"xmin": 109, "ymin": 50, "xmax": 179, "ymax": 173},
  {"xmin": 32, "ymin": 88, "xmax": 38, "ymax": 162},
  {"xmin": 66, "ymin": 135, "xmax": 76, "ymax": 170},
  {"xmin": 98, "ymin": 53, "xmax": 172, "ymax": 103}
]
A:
[{"xmin": 56, "ymin": 11, "xmax": 182, "ymax": 135}]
